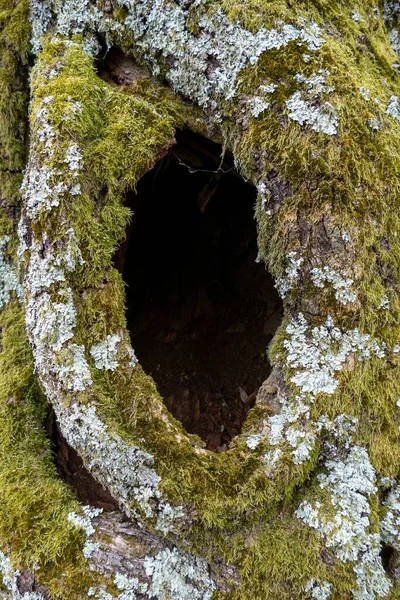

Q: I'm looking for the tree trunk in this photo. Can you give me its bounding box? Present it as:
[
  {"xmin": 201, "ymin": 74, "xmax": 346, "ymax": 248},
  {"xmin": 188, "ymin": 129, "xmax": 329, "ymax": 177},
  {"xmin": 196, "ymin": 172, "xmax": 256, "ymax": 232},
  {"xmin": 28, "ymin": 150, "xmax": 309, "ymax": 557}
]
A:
[{"xmin": 1, "ymin": 1, "xmax": 400, "ymax": 598}]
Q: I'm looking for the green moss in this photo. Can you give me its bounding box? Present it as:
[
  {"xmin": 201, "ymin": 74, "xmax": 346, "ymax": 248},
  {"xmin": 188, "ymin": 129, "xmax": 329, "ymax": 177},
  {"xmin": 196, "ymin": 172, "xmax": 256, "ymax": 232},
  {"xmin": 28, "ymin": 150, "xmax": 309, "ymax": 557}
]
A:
[
  {"xmin": 0, "ymin": 0, "xmax": 30, "ymax": 234},
  {"xmin": 9, "ymin": 0, "xmax": 400, "ymax": 596},
  {"xmin": 236, "ymin": 519, "xmax": 333, "ymax": 600},
  {"xmin": 0, "ymin": 301, "xmax": 107, "ymax": 598},
  {"xmin": 0, "ymin": 13, "xmax": 117, "ymax": 598}
]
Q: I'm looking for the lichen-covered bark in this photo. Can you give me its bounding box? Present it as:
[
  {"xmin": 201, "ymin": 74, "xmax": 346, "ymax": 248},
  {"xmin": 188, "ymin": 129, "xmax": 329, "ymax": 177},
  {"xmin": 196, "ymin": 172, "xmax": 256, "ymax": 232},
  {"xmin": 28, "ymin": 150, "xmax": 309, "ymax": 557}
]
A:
[{"xmin": 2, "ymin": 0, "xmax": 400, "ymax": 599}]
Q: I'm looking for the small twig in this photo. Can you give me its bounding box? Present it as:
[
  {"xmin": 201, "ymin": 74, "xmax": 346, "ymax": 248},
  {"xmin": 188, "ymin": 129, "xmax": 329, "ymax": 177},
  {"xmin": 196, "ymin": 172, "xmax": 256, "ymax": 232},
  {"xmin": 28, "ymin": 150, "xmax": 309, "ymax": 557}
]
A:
[{"xmin": 175, "ymin": 154, "xmax": 235, "ymax": 175}]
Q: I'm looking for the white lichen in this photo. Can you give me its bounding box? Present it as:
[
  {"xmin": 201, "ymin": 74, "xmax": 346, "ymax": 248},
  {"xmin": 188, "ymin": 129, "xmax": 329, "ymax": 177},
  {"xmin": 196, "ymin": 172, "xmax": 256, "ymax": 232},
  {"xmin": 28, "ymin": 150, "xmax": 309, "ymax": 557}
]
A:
[
  {"xmin": 88, "ymin": 548, "xmax": 215, "ymax": 600},
  {"xmin": 381, "ymin": 485, "xmax": 400, "ymax": 550},
  {"xmin": 114, "ymin": 573, "xmax": 148, "ymax": 598},
  {"xmin": 360, "ymin": 87, "xmax": 371, "ymax": 101},
  {"xmin": 90, "ymin": 334, "xmax": 121, "ymax": 371},
  {"xmin": 120, "ymin": 6, "xmax": 324, "ymax": 107},
  {"xmin": 265, "ymin": 393, "xmax": 356, "ymax": 467},
  {"xmin": 246, "ymin": 434, "xmax": 262, "ymax": 450},
  {"xmin": 25, "ymin": 288, "xmax": 93, "ymax": 392},
  {"xmin": 379, "ymin": 295, "xmax": 390, "ymax": 310},
  {"xmin": 368, "ymin": 118, "xmax": 382, "ymax": 132},
  {"xmin": 381, "ymin": 477, "xmax": 396, "ymax": 490},
  {"xmin": 0, "ymin": 236, "xmax": 23, "ymax": 308},
  {"xmin": 143, "ymin": 547, "xmax": 216, "ymax": 600},
  {"xmin": 68, "ymin": 506, "xmax": 102, "ymax": 560},
  {"xmin": 341, "ymin": 231, "xmax": 351, "ymax": 243},
  {"xmin": 264, "ymin": 392, "xmax": 312, "ymax": 459},
  {"xmin": 257, "ymin": 181, "xmax": 269, "ymax": 209},
  {"xmin": 60, "ymin": 403, "xmax": 183, "ymax": 532},
  {"xmin": 30, "ymin": 0, "xmax": 325, "ymax": 110},
  {"xmin": 29, "ymin": 0, "xmax": 52, "ymax": 54},
  {"xmin": 88, "ymin": 588, "xmax": 114, "ymax": 600},
  {"xmin": 294, "ymin": 69, "xmax": 334, "ymax": 95},
  {"xmin": 29, "ymin": 0, "xmax": 115, "ymax": 55},
  {"xmin": 286, "ymin": 91, "xmax": 338, "ymax": 135},
  {"xmin": 386, "ymin": 95, "xmax": 400, "ymax": 121},
  {"xmin": 260, "ymin": 311, "xmax": 384, "ymax": 470},
  {"xmin": 249, "ymin": 96, "xmax": 271, "ymax": 117},
  {"xmin": 127, "ymin": 347, "xmax": 139, "ymax": 368},
  {"xmin": 262, "ymin": 447, "xmax": 283, "ymax": 474},
  {"xmin": 83, "ymin": 540, "xmax": 101, "ymax": 559},
  {"xmin": 276, "ymin": 251, "xmax": 303, "ymax": 297},
  {"xmin": 64, "ymin": 143, "xmax": 83, "ymax": 171},
  {"xmin": 286, "ymin": 69, "xmax": 338, "ymax": 134},
  {"xmin": 20, "ymin": 96, "xmax": 84, "ymax": 219},
  {"xmin": 249, "ymin": 83, "xmax": 278, "ymax": 117},
  {"xmin": 295, "ymin": 446, "xmax": 391, "ymax": 599},
  {"xmin": 383, "ymin": 3, "xmax": 400, "ymax": 52},
  {"xmin": 310, "ymin": 266, "xmax": 357, "ymax": 305},
  {"xmin": 26, "ymin": 230, "xmax": 83, "ymax": 296},
  {"xmin": 20, "ymin": 95, "xmax": 92, "ymax": 395},
  {"xmin": 305, "ymin": 579, "xmax": 332, "ymax": 600},
  {"xmin": 284, "ymin": 313, "xmax": 385, "ymax": 395},
  {"xmin": 68, "ymin": 505, "xmax": 102, "ymax": 537},
  {"xmin": 390, "ymin": 28, "xmax": 400, "ymax": 54},
  {"xmin": 285, "ymin": 425, "xmax": 316, "ymax": 464}
]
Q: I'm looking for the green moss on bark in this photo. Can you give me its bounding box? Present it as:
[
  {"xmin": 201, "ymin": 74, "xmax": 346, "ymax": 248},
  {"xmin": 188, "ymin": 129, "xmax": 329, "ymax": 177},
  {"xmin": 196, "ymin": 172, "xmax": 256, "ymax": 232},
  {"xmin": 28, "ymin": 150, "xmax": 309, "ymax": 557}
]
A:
[
  {"xmin": 6, "ymin": 0, "xmax": 400, "ymax": 598},
  {"xmin": 0, "ymin": 302, "xmax": 106, "ymax": 598}
]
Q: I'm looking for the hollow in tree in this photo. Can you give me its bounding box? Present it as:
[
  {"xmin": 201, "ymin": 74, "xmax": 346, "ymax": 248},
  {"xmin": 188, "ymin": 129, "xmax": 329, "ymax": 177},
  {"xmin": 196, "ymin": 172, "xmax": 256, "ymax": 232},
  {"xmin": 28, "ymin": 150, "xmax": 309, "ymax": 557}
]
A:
[{"xmin": 2, "ymin": 1, "xmax": 400, "ymax": 600}]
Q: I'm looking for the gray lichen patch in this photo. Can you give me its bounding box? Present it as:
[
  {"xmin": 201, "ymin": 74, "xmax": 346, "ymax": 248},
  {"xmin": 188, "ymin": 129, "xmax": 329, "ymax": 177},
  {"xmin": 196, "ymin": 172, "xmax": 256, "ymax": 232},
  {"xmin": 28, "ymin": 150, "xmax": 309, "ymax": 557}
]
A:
[
  {"xmin": 285, "ymin": 93, "xmax": 338, "ymax": 135},
  {"xmin": 310, "ymin": 267, "xmax": 357, "ymax": 306},
  {"xmin": 386, "ymin": 95, "xmax": 400, "ymax": 121},
  {"xmin": 0, "ymin": 236, "xmax": 23, "ymax": 308},
  {"xmin": 29, "ymin": 0, "xmax": 325, "ymax": 112},
  {"xmin": 59, "ymin": 402, "xmax": 184, "ymax": 533},
  {"xmin": 296, "ymin": 445, "xmax": 390, "ymax": 599},
  {"xmin": 87, "ymin": 547, "xmax": 216, "ymax": 600},
  {"xmin": 90, "ymin": 334, "xmax": 121, "ymax": 371},
  {"xmin": 284, "ymin": 314, "xmax": 385, "ymax": 396}
]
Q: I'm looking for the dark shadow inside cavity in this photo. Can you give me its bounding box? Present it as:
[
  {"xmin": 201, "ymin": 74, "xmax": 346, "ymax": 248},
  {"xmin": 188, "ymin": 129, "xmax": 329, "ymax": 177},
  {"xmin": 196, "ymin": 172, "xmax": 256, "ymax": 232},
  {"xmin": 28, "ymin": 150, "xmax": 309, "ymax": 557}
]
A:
[
  {"xmin": 381, "ymin": 544, "xmax": 399, "ymax": 580},
  {"xmin": 46, "ymin": 408, "xmax": 118, "ymax": 511},
  {"xmin": 116, "ymin": 130, "xmax": 283, "ymax": 452}
]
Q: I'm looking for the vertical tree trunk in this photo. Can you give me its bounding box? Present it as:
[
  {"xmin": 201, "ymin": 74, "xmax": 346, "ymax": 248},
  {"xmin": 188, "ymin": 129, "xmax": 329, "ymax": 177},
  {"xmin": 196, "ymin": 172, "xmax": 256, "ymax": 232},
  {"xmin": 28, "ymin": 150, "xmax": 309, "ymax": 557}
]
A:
[{"xmin": 1, "ymin": 1, "xmax": 400, "ymax": 599}]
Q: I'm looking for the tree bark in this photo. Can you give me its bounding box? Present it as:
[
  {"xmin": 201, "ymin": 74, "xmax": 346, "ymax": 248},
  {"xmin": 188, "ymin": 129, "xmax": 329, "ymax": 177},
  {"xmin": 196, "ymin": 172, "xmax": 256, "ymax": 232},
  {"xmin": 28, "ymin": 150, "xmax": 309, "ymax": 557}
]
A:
[{"xmin": 1, "ymin": 1, "xmax": 400, "ymax": 599}]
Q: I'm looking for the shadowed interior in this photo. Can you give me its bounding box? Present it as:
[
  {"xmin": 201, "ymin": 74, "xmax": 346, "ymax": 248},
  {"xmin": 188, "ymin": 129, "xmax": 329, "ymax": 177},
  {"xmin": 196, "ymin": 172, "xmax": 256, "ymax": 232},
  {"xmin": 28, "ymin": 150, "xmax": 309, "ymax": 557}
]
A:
[{"xmin": 116, "ymin": 130, "xmax": 283, "ymax": 451}]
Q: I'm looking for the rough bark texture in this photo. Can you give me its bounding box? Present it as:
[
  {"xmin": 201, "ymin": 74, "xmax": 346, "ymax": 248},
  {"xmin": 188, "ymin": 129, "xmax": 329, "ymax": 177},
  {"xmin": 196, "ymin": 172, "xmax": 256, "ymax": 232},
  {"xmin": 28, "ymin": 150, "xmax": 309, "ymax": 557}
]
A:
[{"xmin": 2, "ymin": 0, "xmax": 400, "ymax": 599}]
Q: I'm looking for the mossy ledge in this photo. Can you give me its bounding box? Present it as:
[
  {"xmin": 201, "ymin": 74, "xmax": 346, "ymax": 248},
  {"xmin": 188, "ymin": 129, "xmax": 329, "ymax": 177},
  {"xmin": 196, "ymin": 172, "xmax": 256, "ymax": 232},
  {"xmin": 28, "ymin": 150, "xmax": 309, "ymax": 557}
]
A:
[{"xmin": 2, "ymin": 0, "xmax": 400, "ymax": 598}]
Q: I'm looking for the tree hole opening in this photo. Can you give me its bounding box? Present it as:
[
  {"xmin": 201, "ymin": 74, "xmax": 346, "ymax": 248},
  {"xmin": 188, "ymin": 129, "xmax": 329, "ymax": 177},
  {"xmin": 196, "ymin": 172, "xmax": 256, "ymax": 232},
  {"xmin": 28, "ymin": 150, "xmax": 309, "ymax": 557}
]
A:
[
  {"xmin": 116, "ymin": 130, "xmax": 283, "ymax": 452},
  {"xmin": 381, "ymin": 544, "xmax": 399, "ymax": 580}
]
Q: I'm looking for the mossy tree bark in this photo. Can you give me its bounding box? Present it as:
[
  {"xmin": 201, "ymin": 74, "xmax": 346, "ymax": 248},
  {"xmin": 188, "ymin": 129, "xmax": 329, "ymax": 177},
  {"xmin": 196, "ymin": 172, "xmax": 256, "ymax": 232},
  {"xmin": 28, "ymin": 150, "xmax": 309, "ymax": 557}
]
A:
[{"xmin": 2, "ymin": 1, "xmax": 400, "ymax": 599}]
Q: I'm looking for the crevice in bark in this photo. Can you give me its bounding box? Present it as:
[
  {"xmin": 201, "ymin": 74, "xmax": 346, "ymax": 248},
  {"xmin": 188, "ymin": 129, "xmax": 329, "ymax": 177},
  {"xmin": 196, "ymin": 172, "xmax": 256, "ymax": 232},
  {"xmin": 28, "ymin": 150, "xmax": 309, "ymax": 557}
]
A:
[
  {"xmin": 115, "ymin": 129, "xmax": 283, "ymax": 451},
  {"xmin": 381, "ymin": 544, "xmax": 400, "ymax": 582},
  {"xmin": 46, "ymin": 407, "xmax": 119, "ymax": 511},
  {"xmin": 97, "ymin": 46, "xmax": 151, "ymax": 87},
  {"xmin": 16, "ymin": 570, "xmax": 50, "ymax": 599}
]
